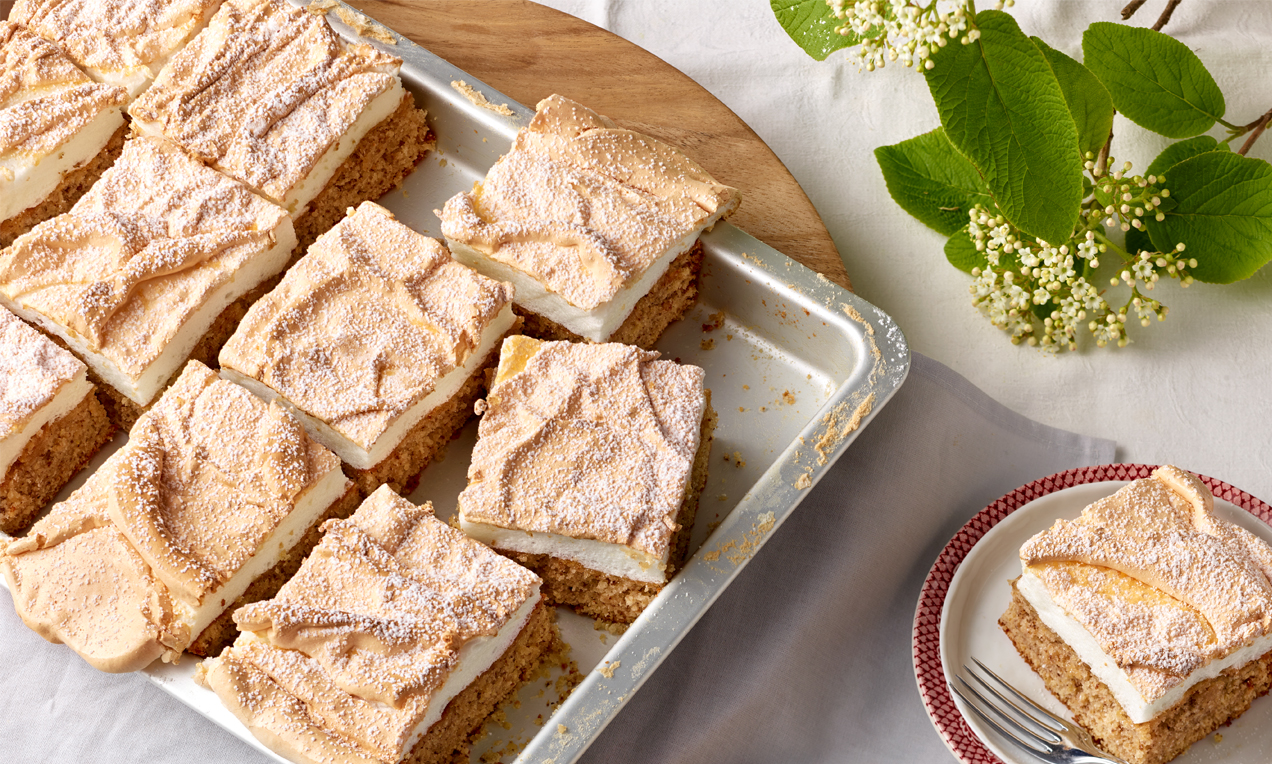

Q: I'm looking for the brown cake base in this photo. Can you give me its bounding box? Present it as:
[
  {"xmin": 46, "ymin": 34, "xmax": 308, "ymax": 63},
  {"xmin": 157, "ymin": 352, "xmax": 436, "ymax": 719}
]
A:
[
  {"xmin": 501, "ymin": 396, "xmax": 716, "ymax": 624},
  {"xmin": 88, "ymin": 273, "xmax": 286, "ymax": 432},
  {"xmin": 292, "ymin": 93, "xmax": 435, "ymax": 254},
  {"xmin": 1000, "ymin": 580, "xmax": 1272, "ymax": 764},
  {"xmin": 346, "ymin": 321, "xmax": 520, "ymax": 499},
  {"xmin": 403, "ymin": 600, "xmax": 556, "ymax": 764},
  {"xmin": 0, "ymin": 125, "xmax": 127, "ymax": 248},
  {"xmin": 187, "ymin": 483, "xmax": 361, "ymax": 658},
  {"xmin": 516, "ymin": 241, "xmax": 705, "ymax": 350},
  {"xmin": 0, "ymin": 392, "xmax": 114, "ymax": 536}
]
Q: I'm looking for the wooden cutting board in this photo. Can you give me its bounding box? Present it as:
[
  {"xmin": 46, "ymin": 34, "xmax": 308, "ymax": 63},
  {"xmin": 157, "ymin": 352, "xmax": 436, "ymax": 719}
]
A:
[{"xmin": 343, "ymin": 0, "xmax": 852, "ymax": 291}]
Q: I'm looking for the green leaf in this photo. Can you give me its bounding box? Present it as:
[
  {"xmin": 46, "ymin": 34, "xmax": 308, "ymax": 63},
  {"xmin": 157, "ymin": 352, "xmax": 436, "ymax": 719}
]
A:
[
  {"xmin": 1124, "ymin": 224, "xmax": 1152, "ymax": 255},
  {"xmin": 925, "ymin": 11, "xmax": 1083, "ymax": 246},
  {"xmin": 1147, "ymin": 151, "xmax": 1272, "ymax": 283},
  {"xmin": 1032, "ymin": 38, "xmax": 1114, "ymax": 159},
  {"xmin": 945, "ymin": 226, "xmax": 987, "ymax": 273},
  {"xmin": 1082, "ymin": 22, "xmax": 1225, "ymax": 138},
  {"xmin": 875, "ymin": 129, "xmax": 993, "ymax": 236},
  {"xmin": 771, "ymin": 0, "xmax": 860, "ymax": 61},
  {"xmin": 1146, "ymin": 135, "xmax": 1229, "ymax": 179}
]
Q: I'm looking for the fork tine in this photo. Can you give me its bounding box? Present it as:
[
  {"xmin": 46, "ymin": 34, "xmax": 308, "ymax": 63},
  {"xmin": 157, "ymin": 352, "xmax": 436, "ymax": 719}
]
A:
[
  {"xmin": 971, "ymin": 657, "xmax": 1070, "ymax": 731},
  {"xmin": 950, "ymin": 681, "xmax": 1053, "ymax": 756},
  {"xmin": 962, "ymin": 664, "xmax": 1064, "ymax": 744}
]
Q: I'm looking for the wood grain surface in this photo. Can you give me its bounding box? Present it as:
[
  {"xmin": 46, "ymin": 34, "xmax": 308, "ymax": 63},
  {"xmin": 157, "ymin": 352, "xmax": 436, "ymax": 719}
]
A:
[{"xmin": 343, "ymin": 0, "xmax": 852, "ymax": 290}]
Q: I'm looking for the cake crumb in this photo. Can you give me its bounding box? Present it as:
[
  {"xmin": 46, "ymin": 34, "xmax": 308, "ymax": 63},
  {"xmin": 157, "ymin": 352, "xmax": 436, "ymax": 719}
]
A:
[
  {"xmin": 726, "ymin": 333, "xmax": 733, "ymax": 341},
  {"xmin": 701, "ymin": 311, "xmax": 725, "ymax": 332},
  {"xmin": 783, "ymin": 390, "xmax": 796, "ymax": 405},
  {"xmin": 814, "ymin": 394, "xmax": 875, "ymax": 466},
  {"xmin": 743, "ymin": 384, "xmax": 750, "ymax": 390},
  {"xmin": 598, "ymin": 661, "xmax": 620, "ymax": 678},
  {"xmin": 716, "ymin": 494, "xmax": 728, "ymax": 502},
  {"xmin": 795, "ymin": 472, "xmax": 813, "ymax": 490},
  {"xmin": 307, "ymin": 0, "xmax": 337, "ymax": 14},
  {"xmin": 451, "ymin": 80, "xmax": 515, "ymax": 116},
  {"xmin": 1214, "ymin": 733, "xmax": 1223, "ymax": 743},
  {"xmin": 700, "ymin": 338, "xmax": 715, "ymax": 350},
  {"xmin": 474, "ymin": 398, "xmax": 488, "ymax": 415},
  {"xmin": 732, "ymin": 451, "xmax": 746, "ymax": 468},
  {"xmin": 558, "ymin": 724, "xmax": 569, "ymax": 735}
]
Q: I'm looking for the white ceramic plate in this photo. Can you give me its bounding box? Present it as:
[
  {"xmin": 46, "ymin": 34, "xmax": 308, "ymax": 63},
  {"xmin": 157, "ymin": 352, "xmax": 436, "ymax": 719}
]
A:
[{"xmin": 913, "ymin": 464, "xmax": 1272, "ymax": 764}]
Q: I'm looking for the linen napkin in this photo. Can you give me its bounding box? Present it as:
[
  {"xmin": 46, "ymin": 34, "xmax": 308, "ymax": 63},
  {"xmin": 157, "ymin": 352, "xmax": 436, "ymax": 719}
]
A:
[{"xmin": 0, "ymin": 354, "xmax": 1113, "ymax": 762}]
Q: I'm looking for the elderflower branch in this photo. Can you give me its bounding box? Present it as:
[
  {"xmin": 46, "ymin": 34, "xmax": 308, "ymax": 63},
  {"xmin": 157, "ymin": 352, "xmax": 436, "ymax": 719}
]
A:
[{"xmin": 826, "ymin": 0, "xmax": 1003, "ymax": 71}]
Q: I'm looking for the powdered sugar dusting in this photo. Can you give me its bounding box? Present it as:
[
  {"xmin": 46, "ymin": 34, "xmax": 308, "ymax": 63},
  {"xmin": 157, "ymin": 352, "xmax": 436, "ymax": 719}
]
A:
[
  {"xmin": 1023, "ymin": 465, "xmax": 1272, "ymax": 701},
  {"xmin": 128, "ymin": 0, "xmax": 400, "ymax": 206},
  {"xmin": 460, "ymin": 339, "xmax": 706, "ymax": 558},
  {"xmin": 439, "ymin": 94, "xmax": 740, "ymax": 311},
  {"xmin": 0, "ymin": 135, "xmax": 289, "ymax": 381},
  {"xmin": 220, "ymin": 201, "xmax": 513, "ymax": 450},
  {"xmin": 0, "ymin": 306, "xmax": 85, "ymax": 436},
  {"xmin": 208, "ymin": 486, "xmax": 540, "ymax": 760}
]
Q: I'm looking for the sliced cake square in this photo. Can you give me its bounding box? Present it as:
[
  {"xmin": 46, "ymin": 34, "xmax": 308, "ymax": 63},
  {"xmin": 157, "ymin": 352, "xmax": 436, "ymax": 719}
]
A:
[
  {"xmin": 1001, "ymin": 465, "xmax": 1272, "ymax": 764},
  {"xmin": 9, "ymin": 0, "xmax": 224, "ymax": 99},
  {"xmin": 0, "ymin": 21, "xmax": 128, "ymax": 247},
  {"xmin": 219, "ymin": 201, "xmax": 518, "ymax": 497},
  {"xmin": 0, "ymin": 306, "xmax": 113, "ymax": 536},
  {"xmin": 0, "ymin": 360, "xmax": 355, "ymax": 671},
  {"xmin": 0, "ymin": 134, "xmax": 297, "ymax": 430},
  {"xmin": 438, "ymin": 94, "xmax": 740, "ymax": 348},
  {"xmin": 458, "ymin": 337, "xmax": 716, "ymax": 623},
  {"xmin": 128, "ymin": 0, "xmax": 433, "ymax": 251},
  {"xmin": 200, "ymin": 484, "xmax": 554, "ymax": 764}
]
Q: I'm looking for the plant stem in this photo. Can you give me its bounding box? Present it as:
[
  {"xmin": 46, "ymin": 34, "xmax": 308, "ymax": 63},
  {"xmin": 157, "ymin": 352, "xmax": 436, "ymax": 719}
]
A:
[
  {"xmin": 1152, "ymin": 0, "xmax": 1182, "ymax": 31},
  {"xmin": 1095, "ymin": 122, "xmax": 1115, "ymax": 177},
  {"xmin": 1238, "ymin": 107, "xmax": 1272, "ymax": 156},
  {"xmin": 1121, "ymin": 0, "xmax": 1148, "ymax": 20}
]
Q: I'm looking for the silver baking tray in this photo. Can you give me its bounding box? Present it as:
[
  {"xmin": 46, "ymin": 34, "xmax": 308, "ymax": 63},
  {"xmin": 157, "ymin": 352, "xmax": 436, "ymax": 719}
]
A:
[{"xmin": 5, "ymin": 2, "xmax": 910, "ymax": 762}]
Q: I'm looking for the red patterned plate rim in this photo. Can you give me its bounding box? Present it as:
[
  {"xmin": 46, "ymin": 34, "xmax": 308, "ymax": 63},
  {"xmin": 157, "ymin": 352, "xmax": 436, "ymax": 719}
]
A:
[{"xmin": 910, "ymin": 463, "xmax": 1272, "ymax": 764}]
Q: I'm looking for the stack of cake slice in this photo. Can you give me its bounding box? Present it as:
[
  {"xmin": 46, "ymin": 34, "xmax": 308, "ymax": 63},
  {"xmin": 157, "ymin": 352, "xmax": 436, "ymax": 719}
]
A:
[
  {"xmin": 0, "ymin": 306, "xmax": 113, "ymax": 536},
  {"xmin": 201, "ymin": 485, "xmax": 555, "ymax": 764},
  {"xmin": 0, "ymin": 361, "xmax": 356, "ymax": 670},
  {"xmin": 1002, "ymin": 465, "xmax": 1272, "ymax": 764},
  {"xmin": 458, "ymin": 336, "xmax": 716, "ymax": 623},
  {"xmin": 439, "ymin": 94, "xmax": 740, "ymax": 348},
  {"xmin": 0, "ymin": 21, "xmax": 128, "ymax": 246},
  {"xmin": 219, "ymin": 201, "xmax": 518, "ymax": 497},
  {"xmin": 0, "ymin": 135, "xmax": 297, "ymax": 429},
  {"xmin": 129, "ymin": 0, "xmax": 434, "ymax": 251}
]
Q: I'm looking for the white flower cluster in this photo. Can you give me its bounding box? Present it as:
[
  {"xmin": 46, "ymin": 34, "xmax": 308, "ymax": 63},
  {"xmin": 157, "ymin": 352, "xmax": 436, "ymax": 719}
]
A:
[{"xmin": 827, "ymin": 0, "xmax": 1008, "ymax": 71}]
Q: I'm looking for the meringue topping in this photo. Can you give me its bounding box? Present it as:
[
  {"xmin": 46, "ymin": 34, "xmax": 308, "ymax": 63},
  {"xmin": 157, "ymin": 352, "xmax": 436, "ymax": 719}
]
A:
[
  {"xmin": 1020, "ymin": 465, "xmax": 1272, "ymax": 707},
  {"xmin": 439, "ymin": 94, "xmax": 740, "ymax": 313},
  {"xmin": 0, "ymin": 135, "xmax": 294, "ymax": 405},
  {"xmin": 219, "ymin": 201, "xmax": 513, "ymax": 460},
  {"xmin": 202, "ymin": 486, "xmax": 541, "ymax": 763},
  {"xmin": 0, "ymin": 361, "xmax": 346, "ymax": 672},
  {"xmin": 9, "ymin": 0, "xmax": 223, "ymax": 97},
  {"xmin": 459, "ymin": 337, "xmax": 706, "ymax": 562},
  {"xmin": 129, "ymin": 0, "xmax": 402, "ymax": 212}
]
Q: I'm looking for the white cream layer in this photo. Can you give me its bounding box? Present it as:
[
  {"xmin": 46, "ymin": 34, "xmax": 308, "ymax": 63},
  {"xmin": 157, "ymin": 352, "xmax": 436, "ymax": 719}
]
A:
[
  {"xmin": 0, "ymin": 105, "xmax": 124, "ymax": 222},
  {"xmin": 180, "ymin": 466, "xmax": 349, "ymax": 642},
  {"xmin": 1, "ymin": 219, "xmax": 297, "ymax": 407},
  {"xmin": 282, "ymin": 79, "xmax": 406, "ymax": 217},
  {"xmin": 459, "ymin": 519, "xmax": 669, "ymax": 585},
  {"xmin": 1019, "ymin": 566, "xmax": 1272, "ymax": 724},
  {"xmin": 0, "ymin": 367, "xmax": 93, "ymax": 479},
  {"xmin": 400, "ymin": 588, "xmax": 541, "ymax": 756},
  {"xmin": 221, "ymin": 303, "xmax": 514, "ymax": 471},
  {"xmin": 445, "ymin": 207, "xmax": 726, "ymax": 343}
]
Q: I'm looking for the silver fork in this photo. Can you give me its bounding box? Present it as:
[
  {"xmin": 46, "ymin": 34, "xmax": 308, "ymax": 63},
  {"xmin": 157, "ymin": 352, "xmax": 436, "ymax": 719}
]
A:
[{"xmin": 949, "ymin": 657, "xmax": 1130, "ymax": 764}]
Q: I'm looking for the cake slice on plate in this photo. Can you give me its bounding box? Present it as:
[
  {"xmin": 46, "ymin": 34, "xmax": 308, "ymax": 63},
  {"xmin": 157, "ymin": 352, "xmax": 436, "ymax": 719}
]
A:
[
  {"xmin": 458, "ymin": 337, "xmax": 716, "ymax": 623},
  {"xmin": 200, "ymin": 484, "xmax": 554, "ymax": 764},
  {"xmin": 0, "ymin": 361, "xmax": 355, "ymax": 670},
  {"xmin": 0, "ymin": 135, "xmax": 297, "ymax": 429},
  {"xmin": 1001, "ymin": 465, "xmax": 1272, "ymax": 764},
  {"xmin": 438, "ymin": 94, "xmax": 740, "ymax": 348},
  {"xmin": 0, "ymin": 21, "xmax": 128, "ymax": 246},
  {"xmin": 0, "ymin": 306, "xmax": 113, "ymax": 536},
  {"xmin": 128, "ymin": 0, "xmax": 434, "ymax": 251},
  {"xmin": 219, "ymin": 201, "xmax": 518, "ymax": 497}
]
